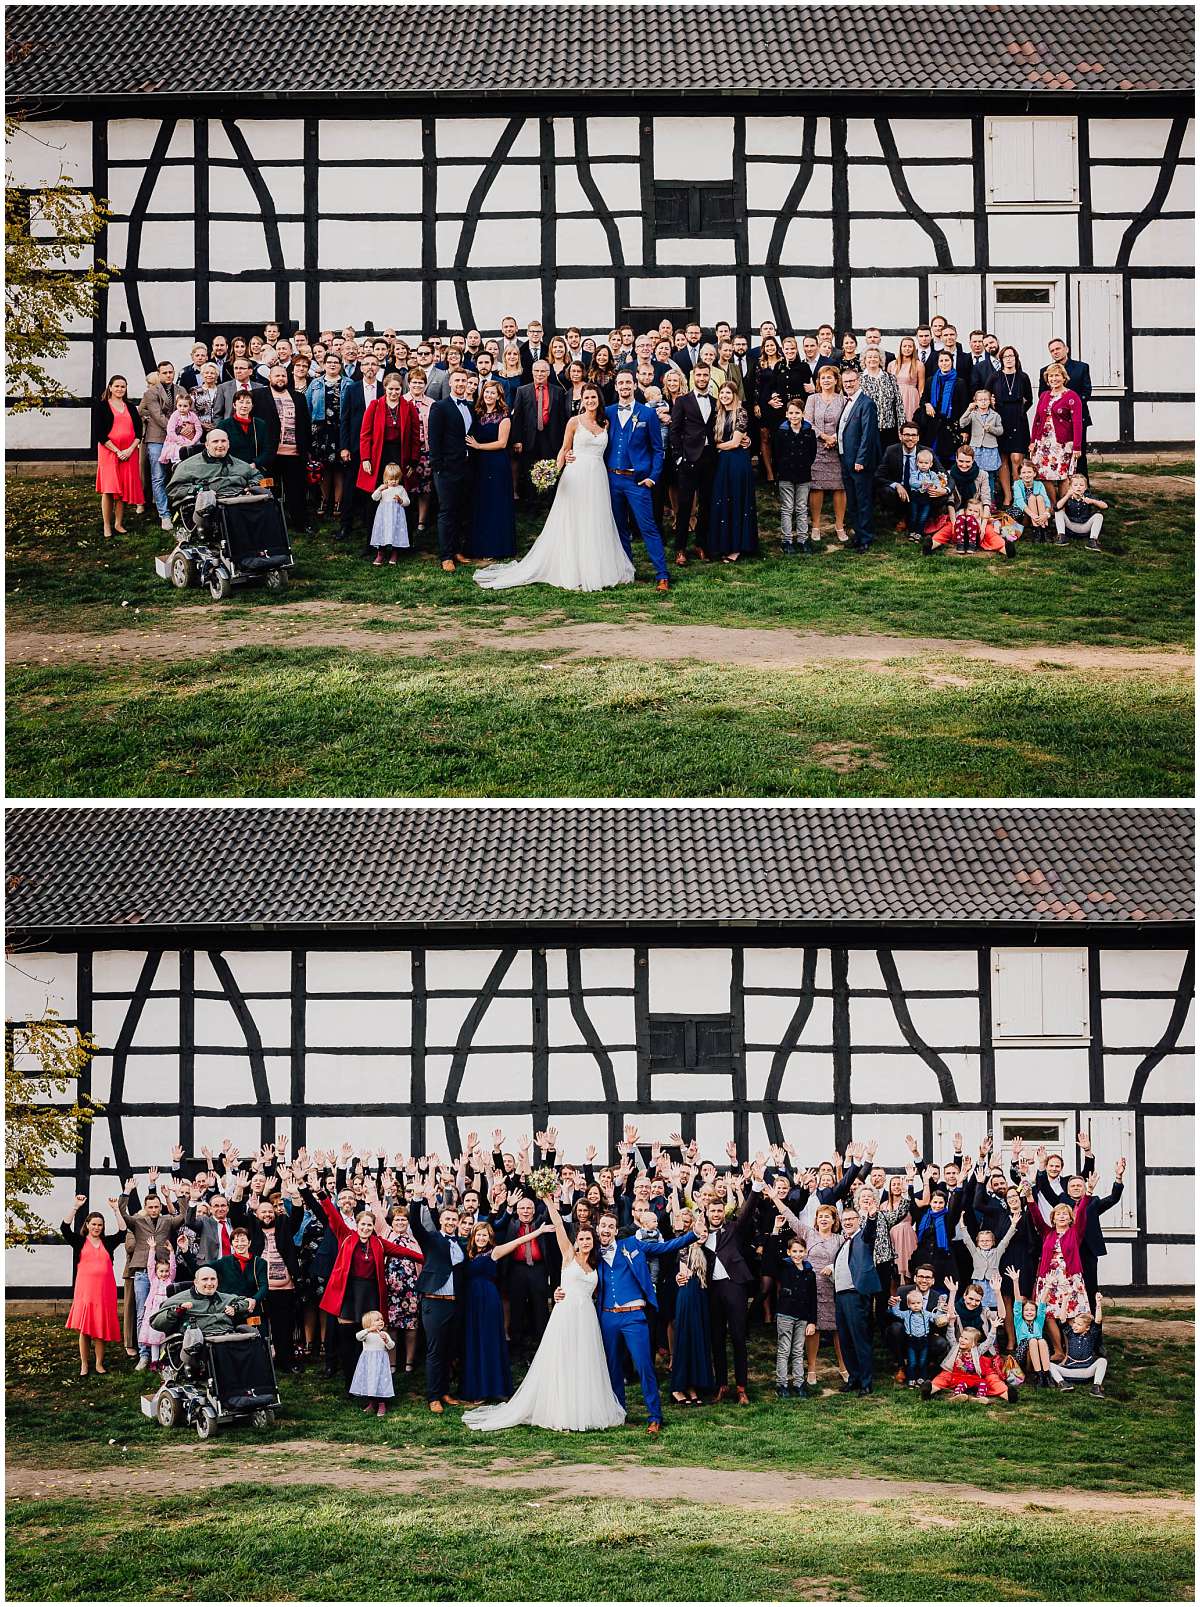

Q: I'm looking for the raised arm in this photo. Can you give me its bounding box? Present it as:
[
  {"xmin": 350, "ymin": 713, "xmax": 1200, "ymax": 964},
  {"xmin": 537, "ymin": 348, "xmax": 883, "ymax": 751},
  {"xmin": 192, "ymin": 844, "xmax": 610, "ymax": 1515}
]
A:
[
  {"xmin": 491, "ymin": 1222, "xmax": 553, "ymax": 1262},
  {"xmin": 543, "ymin": 1196, "xmax": 575, "ymax": 1265}
]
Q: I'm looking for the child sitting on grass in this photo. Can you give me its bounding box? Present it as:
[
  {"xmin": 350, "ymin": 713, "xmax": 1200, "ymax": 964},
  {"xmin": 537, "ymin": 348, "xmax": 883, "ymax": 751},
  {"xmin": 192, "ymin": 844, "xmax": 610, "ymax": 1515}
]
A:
[
  {"xmin": 1054, "ymin": 474, "xmax": 1108, "ymax": 551},
  {"xmin": 908, "ymin": 448, "xmax": 947, "ymax": 537},
  {"xmin": 1049, "ymin": 1293, "xmax": 1107, "ymax": 1397},
  {"xmin": 351, "ymin": 1309, "xmax": 396, "ymax": 1416},
  {"xmin": 923, "ymin": 498, "xmax": 1015, "ymax": 558},
  {"xmin": 1007, "ymin": 1267, "xmax": 1052, "ymax": 1387},
  {"xmin": 1012, "ymin": 462, "xmax": 1052, "ymax": 540},
  {"xmin": 923, "ymin": 1324, "xmax": 1012, "ymax": 1401}
]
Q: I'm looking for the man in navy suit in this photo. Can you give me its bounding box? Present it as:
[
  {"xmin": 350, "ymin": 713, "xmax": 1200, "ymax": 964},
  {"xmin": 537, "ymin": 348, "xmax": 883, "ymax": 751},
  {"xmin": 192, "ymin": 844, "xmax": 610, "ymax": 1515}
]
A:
[
  {"xmin": 338, "ymin": 354, "xmax": 382, "ymax": 540},
  {"xmin": 603, "ymin": 369, "xmax": 670, "ymax": 591},
  {"xmin": 828, "ymin": 1202, "xmax": 880, "ymax": 1394},
  {"xmin": 836, "ymin": 367, "xmax": 882, "ymax": 552},
  {"xmin": 1040, "ymin": 337, "xmax": 1093, "ymax": 472},
  {"xmin": 427, "ymin": 368, "xmax": 474, "ymax": 571},
  {"xmin": 409, "ymin": 1186, "xmax": 467, "ymax": 1412},
  {"xmin": 582, "ymin": 1207, "xmax": 695, "ymax": 1432}
]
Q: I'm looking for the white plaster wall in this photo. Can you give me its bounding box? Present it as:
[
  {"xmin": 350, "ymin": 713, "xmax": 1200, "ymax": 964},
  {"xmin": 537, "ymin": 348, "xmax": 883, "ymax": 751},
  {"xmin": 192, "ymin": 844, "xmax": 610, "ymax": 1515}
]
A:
[
  {"xmin": 647, "ymin": 948, "xmax": 731, "ymax": 1014},
  {"xmin": 5, "ymin": 409, "xmax": 90, "ymax": 451},
  {"xmin": 1132, "ymin": 335, "xmax": 1195, "ymax": 394},
  {"xmin": 848, "ymin": 276, "xmax": 920, "ymax": 332},
  {"xmin": 6, "ymin": 1243, "xmax": 75, "ymax": 1291},
  {"xmin": 318, "ymin": 166, "xmax": 422, "ymax": 214},
  {"xmin": 848, "ymin": 219, "xmax": 939, "ymax": 269},
  {"xmin": 1133, "ymin": 400, "xmax": 1194, "ymax": 439},
  {"xmin": 1147, "ymin": 1242, "xmax": 1194, "ymax": 1285},
  {"xmin": 1143, "ymin": 1114, "xmax": 1193, "ymax": 1167},
  {"xmin": 1129, "ymin": 281, "xmax": 1194, "ymax": 330},
  {"xmin": 744, "ymin": 117, "xmax": 806, "ymax": 157},
  {"xmin": 654, "ymin": 118, "xmax": 734, "ymax": 182},
  {"xmin": 891, "ymin": 120, "xmax": 973, "ymax": 160},
  {"xmin": 5, "ymin": 952, "xmax": 77, "ymax": 1020},
  {"xmin": 1088, "ymin": 119, "xmax": 1176, "ymax": 160},
  {"xmin": 7, "ymin": 119, "xmax": 93, "ymax": 186},
  {"xmin": 1094, "ymin": 217, "xmax": 1193, "ymax": 268},
  {"xmin": 849, "ymin": 1112, "xmax": 926, "ymax": 1166},
  {"xmin": 583, "ymin": 119, "xmax": 640, "ymax": 158},
  {"xmin": 743, "ymin": 993, "xmax": 833, "ymax": 1049},
  {"xmin": 994, "ymin": 1046, "xmax": 1091, "ymax": 1103},
  {"xmin": 321, "ymin": 120, "xmax": 422, "ymax": 162},
  {"xmin": 1145, "ymin": 1174, "xmax": 1195, "ymax": 1232},
  {"xmin": 988, "ymin": 211, "xmax": 1079, "ymax": 268},
  {"xmin": 849, "ymin": 1053, "xmax": 947, "ymax": 1104},
  {"xmin": 209, "ymin": 119, "xmax": 302, "ymax": 162},
  {"xmin": 1102, "ymin": 993, "xmax": 1182, "ymax": 1049},
  {"xmin": 317, "ymin": 220, "xmax": 421, "ymax": 271},
  {"xmin": 656, "ymin": 238, "xmax": 736, "ymax": 267},
  {"xmin": 436, "ymin": 118, "xmax": 539, "ymax": 160},
  {"xmin": 107, "ymin": 120, "xmax": 192, "ymax": 162},
  {"xmin": 107, "ymin": 164, "xmax": 195, "ymax": 215}
]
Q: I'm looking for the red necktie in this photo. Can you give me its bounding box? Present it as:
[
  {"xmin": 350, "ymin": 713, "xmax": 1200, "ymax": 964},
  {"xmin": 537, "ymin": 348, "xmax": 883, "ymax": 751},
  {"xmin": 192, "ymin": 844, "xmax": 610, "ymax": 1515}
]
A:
[
  {"xmin": 538, "ymin": 385, "xmax": 548, "ymax": 428},
  {"xmin": 220, "ymin": 1223, "xmax": 231, "ymax": 1256}
]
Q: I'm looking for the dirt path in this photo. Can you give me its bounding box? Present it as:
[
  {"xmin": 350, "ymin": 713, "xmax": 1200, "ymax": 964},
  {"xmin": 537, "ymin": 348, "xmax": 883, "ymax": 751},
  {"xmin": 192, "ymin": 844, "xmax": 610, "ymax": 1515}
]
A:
[
  {"xmin": 6, "ymin": 604, "xmax": 1192, "ymax": 676},
  {"xmin": 6, "ymin": 1439, "xmax": 1193, "ymax": 1519}
]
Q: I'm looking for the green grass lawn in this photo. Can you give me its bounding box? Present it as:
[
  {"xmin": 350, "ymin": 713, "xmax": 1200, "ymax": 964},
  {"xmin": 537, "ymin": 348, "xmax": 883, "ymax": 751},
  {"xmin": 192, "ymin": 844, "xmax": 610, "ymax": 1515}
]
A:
[
  {"xmin": 6, "ymin": 645, "xmax": 1193, "ymax": 798},
  {"xmin": 5, "ymin": 470, "xmax": 1193, "ymax": 799},
  {"xmin": 5, "ymin": 470, "xmax": 1195, "ymax": 647},
  {"xmin": 4, "ymin": 1311, "xmax": 1194, "ymax": 1600}
]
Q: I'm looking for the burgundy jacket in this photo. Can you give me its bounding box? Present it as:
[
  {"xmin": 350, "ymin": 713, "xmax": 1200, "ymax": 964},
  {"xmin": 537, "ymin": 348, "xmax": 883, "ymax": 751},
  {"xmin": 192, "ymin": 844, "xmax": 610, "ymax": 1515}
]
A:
[
  {"xmin": 1027, "ymin": 1193, "xmax": 1090, "ymax": 1281},
  {"xmin": 317, "ymin": 1195, "xmax": 422, "ymax": 1316}
]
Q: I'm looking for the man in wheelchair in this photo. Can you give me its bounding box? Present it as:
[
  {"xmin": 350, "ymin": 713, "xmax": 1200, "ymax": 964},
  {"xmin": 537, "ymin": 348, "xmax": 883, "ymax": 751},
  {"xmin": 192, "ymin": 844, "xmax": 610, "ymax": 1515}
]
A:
[
  {"xmin": 151, "ymin": 1264, "xmax": 255, "ymax": 1338},
  {"xmin": 166, "ymin": 427, "xmax": 267, "ymax": 522},
  {"xmin": 149, "ymin": 1267, "xmax": 279, "ymax": 1434}
]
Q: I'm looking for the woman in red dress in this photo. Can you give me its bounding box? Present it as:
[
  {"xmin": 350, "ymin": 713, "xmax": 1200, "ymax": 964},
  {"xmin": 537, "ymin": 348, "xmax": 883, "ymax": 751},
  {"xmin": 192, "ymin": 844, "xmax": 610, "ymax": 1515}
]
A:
[
  {"xmin": 62, "ymin": 1197, "xmax": 123, "ymax": 1374},
  {"xmin": 93, "ymin": 376, "xmax": 145, "ymax": 539}
]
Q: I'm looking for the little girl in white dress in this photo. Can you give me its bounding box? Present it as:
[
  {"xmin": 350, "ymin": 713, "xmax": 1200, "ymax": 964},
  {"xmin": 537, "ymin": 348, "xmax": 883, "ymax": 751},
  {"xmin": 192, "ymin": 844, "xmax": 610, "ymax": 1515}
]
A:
[
  {"xmin": 370, "ymin": 463, "xmax": 411, "ymax": 565},
  {"xmin": 351, "ymin": 1310, "xmax": 396, "ymax": 1416}
]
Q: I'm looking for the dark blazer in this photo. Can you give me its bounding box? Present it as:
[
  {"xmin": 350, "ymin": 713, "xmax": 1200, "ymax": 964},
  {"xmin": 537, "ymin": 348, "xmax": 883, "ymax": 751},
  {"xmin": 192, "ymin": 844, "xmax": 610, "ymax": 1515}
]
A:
[
  {"xmin": 228, "ymin": 1201, "xmax": 305, "ymax": 1282},
  {"xmin": 213, "ymin": 414, "xmax": 272, "ymax": 472},
  {"xmin": 839, "ymin": 1219, "xmax": 881, "ymax": 1296},
  {"xmin": 91, "ymin": 398, "xmax": 144, "ymax": 451},
  {"xmin": 1036, "ymin": 1158, "xmax": 1123, "ymax": 1256},
  {"xmin": 511, "ymin": 379, "xmax": 569, "ymax": 456},
  {"xmin": 703, "ymin": 1189, "xmax": 759, "ymax": 1286},
  {"xmin": 670, "ymin": 391, "xmax": 718, "ymax": 465},
  {"xmin": 838, "ymin": 390, "xmax": 882, "ymax": 473},
  {"xmin": 921, "ymin": 374, "xmax": 970, "ymax": 446},
  {"xmin": 875, "ymin": 441, "xmax": 944, "ymax": 493},
  {"xmin": 942, "ymin": 348, "xmax": 975, "ymax": 385},
  {"xmin": 518, "ymin": 339, "xmax": 549, "ymax": 381},
  {"xmin": 410, "ymin": 1201, "xmax": 469, "ymax": 1298},
  {"xmin": 427, "ymin": 395, "xmax": 470, "ymax": 472},
  {"xmin": 1039, "ymin": 358, "xmax": 1093, "ymax": 426},
  {"xmin": 970, "ymin": 355, "xmax": 1002, "ymax": 393},
  {"xmin": 260, "ymin": 386, "xmax": 311, "ymax": 463},
  {"xmin": 339, "ymin": 376, "xmax": 383, "ymax": 459}
]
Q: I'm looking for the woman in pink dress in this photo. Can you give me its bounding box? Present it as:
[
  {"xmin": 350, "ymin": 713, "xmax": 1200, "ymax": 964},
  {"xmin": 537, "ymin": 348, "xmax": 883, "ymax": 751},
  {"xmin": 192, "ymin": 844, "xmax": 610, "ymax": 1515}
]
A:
[
  {"xmin": 889, "ymin": 337, "xmax": 925, "ymax": 425},
  {"xmin": 93, "ymin": 376, "xmax": 145, "ymax": 539},
  {"xmin": 1027, "ymin": 1185, "xmax": 1091, "ymax": 1361},
  {"xmin": 62, "ymin": 1197, "xmax": 123, "ymax": 1374},
  {"xmin": 1029, "ymin": 363, "xmax": 1083, "ymax": 504}
]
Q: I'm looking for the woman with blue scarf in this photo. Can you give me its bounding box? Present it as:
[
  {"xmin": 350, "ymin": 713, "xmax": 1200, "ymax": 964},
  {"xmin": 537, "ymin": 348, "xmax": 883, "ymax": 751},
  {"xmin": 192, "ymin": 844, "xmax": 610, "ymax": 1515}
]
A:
[
  {"xmin": 920, "ymin": 350, "xmax": 968, "ymax": 466},
  {"xmin": 912, "ymin": 1183, "xmax": 963, "ymax": 1286}
]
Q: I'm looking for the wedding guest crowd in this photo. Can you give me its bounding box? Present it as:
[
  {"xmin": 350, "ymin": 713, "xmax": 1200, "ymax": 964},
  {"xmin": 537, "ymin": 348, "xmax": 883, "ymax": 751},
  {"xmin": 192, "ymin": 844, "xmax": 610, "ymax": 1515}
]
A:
[
  {"xmin": 91, "ymin": 311, "xmax": 1106, "ymax": 566},
  {"xmin": 62, "ymin": 1123, "xmax": 1124, "ymax": 1415}
]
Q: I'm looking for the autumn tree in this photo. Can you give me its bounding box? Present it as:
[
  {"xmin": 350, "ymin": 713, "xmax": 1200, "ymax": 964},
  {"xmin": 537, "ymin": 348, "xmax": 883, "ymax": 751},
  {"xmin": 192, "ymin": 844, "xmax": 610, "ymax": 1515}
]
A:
[
  {"xmin": 5, "ymin": 112, "xmax": 110, "ymax": 412},
  {"xmin": 6, "ymin": 1011, "xmax": 98, "ymax": 1246}
]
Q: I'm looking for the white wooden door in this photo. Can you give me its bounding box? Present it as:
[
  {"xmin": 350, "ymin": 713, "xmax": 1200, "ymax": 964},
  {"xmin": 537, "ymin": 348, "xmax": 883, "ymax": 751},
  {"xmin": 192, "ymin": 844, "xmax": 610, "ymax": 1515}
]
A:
[
  {"xmin": 928, "ymin": 273, "xmax": 981, "ymax": 336},
  {"xmin": 1081, "ymin": 1108, "xmax": 1138, "ymax": 1232},
  {"xmin": 988, "ymin": 276, "xmax": 1064, "ymax": 363}
]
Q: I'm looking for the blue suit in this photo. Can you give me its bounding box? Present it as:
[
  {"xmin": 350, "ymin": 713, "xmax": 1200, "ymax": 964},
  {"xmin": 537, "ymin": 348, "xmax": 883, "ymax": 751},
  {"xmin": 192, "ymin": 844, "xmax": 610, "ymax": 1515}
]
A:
[
  {"xmin": 837, "ymin": 391, "xmax": 882, "ymax": 551},
  {"xmin": 604, "ymin": 402, "xmax": 669, "ymax": 582},
  {"xmin": 833, "ymin": 1218, "xmax": 880, "ymax": 1390},
  {"xmin": 596, "ymin": 1231, "xmax": 695, "ymax": 1423}
]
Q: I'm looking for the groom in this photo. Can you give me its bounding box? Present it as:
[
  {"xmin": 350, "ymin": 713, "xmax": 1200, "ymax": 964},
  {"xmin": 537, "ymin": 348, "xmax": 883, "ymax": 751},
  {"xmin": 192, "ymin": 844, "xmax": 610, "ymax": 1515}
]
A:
[
  {"xmin": 605, "ymin": 370, "xmax": 670, "ymax": 594},
  {"xmin": 591, "ymin": 1207, "xmax": 695, "ymax": 1433}
]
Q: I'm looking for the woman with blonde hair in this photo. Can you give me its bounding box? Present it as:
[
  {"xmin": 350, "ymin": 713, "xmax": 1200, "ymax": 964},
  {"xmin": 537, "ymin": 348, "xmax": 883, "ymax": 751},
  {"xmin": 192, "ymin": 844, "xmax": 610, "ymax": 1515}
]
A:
[
  {"xmin": 803, "ymin": 363, "xmax": 847, "ymax": 545},
  {"xmin": 889, "ymin": 335, "xmax": 925, "ymax": 424}
]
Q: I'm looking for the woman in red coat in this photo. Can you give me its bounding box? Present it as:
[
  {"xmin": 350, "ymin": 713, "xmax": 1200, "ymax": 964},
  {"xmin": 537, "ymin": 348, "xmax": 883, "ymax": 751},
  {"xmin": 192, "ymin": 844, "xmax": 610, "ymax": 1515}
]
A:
[
  {"xmin": 315, "ymin": 1179, "xmax": 422, "ymax": 1392},
  {"xmin": 1029, "ymin": 363, "xmax": 1082, "ymax": 502},
  {"xmin": 357, "ymin": 374, "xmax": 420, "ymax": 498}
]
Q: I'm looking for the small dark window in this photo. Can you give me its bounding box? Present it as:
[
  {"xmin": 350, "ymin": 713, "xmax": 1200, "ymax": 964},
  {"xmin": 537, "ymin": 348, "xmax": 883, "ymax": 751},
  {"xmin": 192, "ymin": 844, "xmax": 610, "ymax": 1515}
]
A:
[
  {"xmin": 995, "ymin": 285, "xmax": 1052, "ymax": 305},
  {"xmin": 700, "ymin": 189, "xmax": 736, "ymax": 231},
  {"xmin": 648, "ymin": 1014, "xmax": 735, "ymax": 1072},
  {"xmin": 654, "ymin": 184, "xmax": 690, "ymax": 233}
]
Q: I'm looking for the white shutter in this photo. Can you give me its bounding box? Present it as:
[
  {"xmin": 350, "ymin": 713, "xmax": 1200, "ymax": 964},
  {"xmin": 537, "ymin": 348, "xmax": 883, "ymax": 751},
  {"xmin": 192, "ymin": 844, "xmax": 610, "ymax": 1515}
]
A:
[
  {"xmin": 1073, "ymin": 273, "xmax": 1125, "ymax": 393},
  {"xmin": 987, "ymin": 118, "xmax": 1036, "ymax": 206},
  {"xmin": 928, "ymin": 273, "xmax": 982, "ymax": 334},
  {"xmin": 1032, "ymin": 120, "xmax": 1079, "ymax": 204},
  {"xmin": 1081, "ymin": 1108, "xmax": 1137, "ymax": 1233},
  {"xmin": 1040, "ymin": 950, "xmax": 1090, "ymax": 1039},
  {"xmin": 987, "ymin": 118, "xmax": 1078, "ymax": 208},
  {"xmin": 992, "ymin": 948, "xmax": 1089, "ymax": 1040},
  {"xmin": 933, "ymin": 1110, "xmax": 990, "ymax": 1164},
  {"xmin": 993, "ymin": 950, "xmax": 1041, "ymax": 1038}
]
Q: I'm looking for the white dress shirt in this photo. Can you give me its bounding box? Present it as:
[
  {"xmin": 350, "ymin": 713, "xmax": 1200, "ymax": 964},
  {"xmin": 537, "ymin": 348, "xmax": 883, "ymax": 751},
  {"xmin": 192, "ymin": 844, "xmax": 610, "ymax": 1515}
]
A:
[
  {"xmin": 833, "ymin": 1234, "xmax": 856, "ymax": 1292},
  {"xmin": 454, "ymin": 399, "xmax": 472, "ymax": 431},
  {"xmin": 837, "ymin": 388, "xmax": 861, "ymax": 454},
  {"xmin": 695, "ymin": 393, "xmax": 712, "ymax": 423}
]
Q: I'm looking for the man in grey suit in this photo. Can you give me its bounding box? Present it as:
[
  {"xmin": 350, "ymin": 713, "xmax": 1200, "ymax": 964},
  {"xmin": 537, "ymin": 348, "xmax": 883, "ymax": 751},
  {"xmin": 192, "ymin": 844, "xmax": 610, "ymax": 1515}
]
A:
[
  {"xmin": 212, "ymin": 357, "xmax": 267, "ymax": 422},
  {"xmin": 186, "ymin": 1187, "xmax": 238, "ymax": 1266}
]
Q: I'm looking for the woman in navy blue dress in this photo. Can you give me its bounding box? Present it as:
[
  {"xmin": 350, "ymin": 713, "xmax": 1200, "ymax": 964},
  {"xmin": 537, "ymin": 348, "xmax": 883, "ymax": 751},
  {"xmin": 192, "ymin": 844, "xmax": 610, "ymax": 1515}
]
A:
[
  {"xmin": 670, "ymin": 1230, "xmax": 715, "ymax": 1404},
  {"xmin": 462, "ymin": 1219, "xmax": 552, "ymax": 1403},
  {"xmin": 706, "ymin": 383, "xmax": 759, "ymax": 562},
  {"xmin": 467, "ymin": 379, "xmax": 516, "ymax": 561}
]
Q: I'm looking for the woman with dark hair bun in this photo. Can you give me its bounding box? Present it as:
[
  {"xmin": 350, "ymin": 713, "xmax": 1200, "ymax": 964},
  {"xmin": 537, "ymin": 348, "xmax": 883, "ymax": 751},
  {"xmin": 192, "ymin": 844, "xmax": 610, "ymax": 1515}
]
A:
[{"xmin": 93, "ymin": 375, "xmax": 145, "ymax": 538}]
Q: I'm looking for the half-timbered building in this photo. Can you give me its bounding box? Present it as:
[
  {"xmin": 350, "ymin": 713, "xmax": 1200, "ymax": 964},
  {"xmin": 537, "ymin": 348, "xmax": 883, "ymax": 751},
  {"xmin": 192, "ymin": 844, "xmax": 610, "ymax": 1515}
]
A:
[
  {"xmin": 5, "ymin": 805, "xmax": 1193, "ymax": 1296},
  {"xmin": 4, "ymin": 2, "xmax": 1194, "ymax": 456}
]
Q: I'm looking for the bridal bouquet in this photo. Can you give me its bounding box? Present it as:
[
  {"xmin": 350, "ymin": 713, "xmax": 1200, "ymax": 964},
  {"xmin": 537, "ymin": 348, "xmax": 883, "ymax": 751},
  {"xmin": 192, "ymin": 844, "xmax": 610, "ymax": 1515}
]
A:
[
  {"xmin": 529, "ymin": 459, "xmax": 560, "ymax": 494},
  {"xmin": 528, "ymin": 1165, "xmax": 558, "ymax": 1198}
]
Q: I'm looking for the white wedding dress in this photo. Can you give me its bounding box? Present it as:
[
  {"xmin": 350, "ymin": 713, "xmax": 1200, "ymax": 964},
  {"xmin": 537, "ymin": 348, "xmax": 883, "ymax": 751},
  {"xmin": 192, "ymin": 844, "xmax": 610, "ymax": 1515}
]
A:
[
  {"xmin": 462, "ymin": 1258, "xmax": 626, "ymax": 1432},
  {"xmin": 473, "ymin": 424, "xmax": 635, "ymax": 593}
]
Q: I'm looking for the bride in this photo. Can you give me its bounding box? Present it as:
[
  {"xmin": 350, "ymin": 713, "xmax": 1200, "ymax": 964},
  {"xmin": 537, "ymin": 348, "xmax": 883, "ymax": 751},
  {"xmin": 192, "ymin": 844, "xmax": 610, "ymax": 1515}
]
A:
[
  {"xmin": 462, "ymin": 1195, "xmax": 625, "ymax": 1432},
  {"xmin": 473, "ymin": 384, "xmax": 635, "ymax": 593}
]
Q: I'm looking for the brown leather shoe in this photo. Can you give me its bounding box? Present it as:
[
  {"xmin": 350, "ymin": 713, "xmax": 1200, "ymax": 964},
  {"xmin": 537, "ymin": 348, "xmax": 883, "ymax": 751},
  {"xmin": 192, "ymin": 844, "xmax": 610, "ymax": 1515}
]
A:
[
  {"xmin": 714, "ymin": 1385, "xmax": 729, "ymax": 1403},
  {"xmin": 894, "ymin": 1368, "xmax": 907, "ymax": 1385},
  {"xmin": 736, "ymin": 1387, "xmax": 750, "ymax": 1407},
  {"xmin": 646, "ymin": 1420, "xmax": 661, "ymax": 1435},
  {"xmin": 441, "ymin": 559, "xmax": 455, "ymax": 572},
  {"xmin": 428, "ymin": 1399, "xmax": 444, "ymax": 1413},
  {"xmin": 656, "ymin": 578, "xmax": 669, "ymax": 593}
]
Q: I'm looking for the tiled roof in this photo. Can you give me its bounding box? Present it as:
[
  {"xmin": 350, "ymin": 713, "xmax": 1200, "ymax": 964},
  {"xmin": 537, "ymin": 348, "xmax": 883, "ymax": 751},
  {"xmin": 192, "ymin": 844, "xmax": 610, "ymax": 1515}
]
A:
[
  {"xmin": 5, "ymin": 4, "xmax": 1193, "ymax": 100},
  {"xmin": 5, "ymin": 807, "xmax": 1192, "ymax": 933}
]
